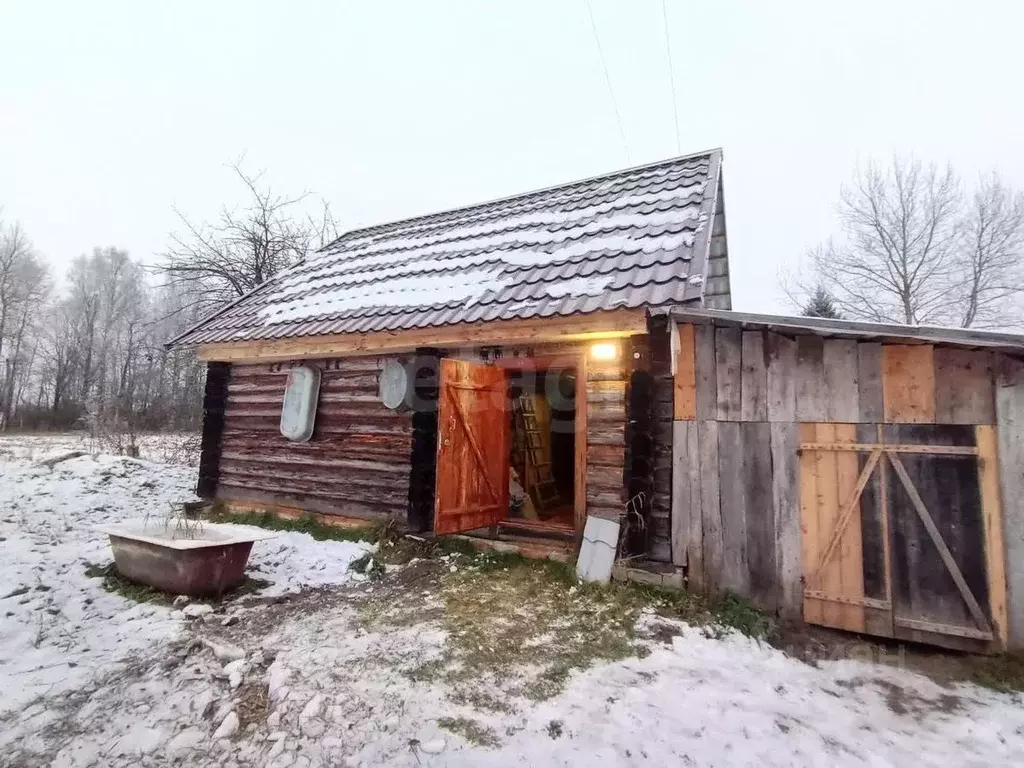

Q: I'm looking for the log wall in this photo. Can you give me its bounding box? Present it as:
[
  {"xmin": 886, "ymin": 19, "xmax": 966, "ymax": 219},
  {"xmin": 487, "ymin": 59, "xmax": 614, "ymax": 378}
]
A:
[
  {"xmin": 214, "ymin": 339, "xmax": 632, "ymax": 530},
  {"xmin": 216, "ymin": 357, "xmax": 414, "ymax": 520}
]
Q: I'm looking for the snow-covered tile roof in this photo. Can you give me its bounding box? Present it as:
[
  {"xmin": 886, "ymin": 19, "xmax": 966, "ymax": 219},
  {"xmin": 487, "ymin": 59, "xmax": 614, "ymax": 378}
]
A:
[{"xmin": 172, "ymin": 149, "xmax": 723, "ymax": 346}]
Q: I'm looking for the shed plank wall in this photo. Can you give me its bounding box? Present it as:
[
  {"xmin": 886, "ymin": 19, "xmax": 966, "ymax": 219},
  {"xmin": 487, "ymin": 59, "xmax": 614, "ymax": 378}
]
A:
[
  {"xmin": 669, "ymin": 322, "xmax": 1014, "ymax": 626},
  {"xmin": 996, "ymin": 376, "xmax": 1024, "ymax": 647}
]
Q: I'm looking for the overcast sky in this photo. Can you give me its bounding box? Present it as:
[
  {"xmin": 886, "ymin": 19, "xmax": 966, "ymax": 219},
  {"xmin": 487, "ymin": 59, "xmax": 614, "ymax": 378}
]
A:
[{"xmin": 3, "ymin": 0, "xmax": 1023, "ymax": 314}]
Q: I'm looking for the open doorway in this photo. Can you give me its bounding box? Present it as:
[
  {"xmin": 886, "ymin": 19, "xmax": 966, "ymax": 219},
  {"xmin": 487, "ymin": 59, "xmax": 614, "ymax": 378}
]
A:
[{"xmin": 505, "ymin": 368, "xmax": 576, "ymax": 532}]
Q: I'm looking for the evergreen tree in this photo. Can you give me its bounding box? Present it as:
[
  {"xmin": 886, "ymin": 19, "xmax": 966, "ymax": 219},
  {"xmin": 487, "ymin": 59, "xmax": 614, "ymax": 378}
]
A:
[{"xmin": 802, "ymin": 286, "xmax": 843, "ymax": 319}]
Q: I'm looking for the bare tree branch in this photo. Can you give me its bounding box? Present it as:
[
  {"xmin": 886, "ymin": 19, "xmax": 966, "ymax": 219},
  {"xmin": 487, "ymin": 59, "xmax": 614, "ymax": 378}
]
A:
[
  {"xmin": 783, "ymin": 156, "xmax": 1023, "ymax": 328},
  {"xmin": 159, "ymin": 161, "xmax": 338, "ymax": 316}
]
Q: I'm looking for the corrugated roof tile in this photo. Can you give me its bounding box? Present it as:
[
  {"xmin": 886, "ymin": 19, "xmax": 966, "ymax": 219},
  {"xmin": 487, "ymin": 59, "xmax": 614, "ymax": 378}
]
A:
[{"xmin": 170, "ymin": 149, "xmax": 723, "ymax": 346}]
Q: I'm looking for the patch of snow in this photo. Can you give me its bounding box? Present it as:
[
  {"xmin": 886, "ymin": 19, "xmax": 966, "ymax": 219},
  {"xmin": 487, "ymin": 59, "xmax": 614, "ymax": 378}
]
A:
[
  {"xmin": 498, "ymin": 231, "xmax": 694, "ymax": 268},
  {"xmin": 0, "ymin": 439, "xmax": 372, "ymax": 724},
  {"xmin": 212, "ymin": 710, "xmax": 239, "ymax": 740},
  {"xmin": 545, "ymin": 277, "xmax": 615, "ymax": 299},
  {"xmin": 0, "ymin": 452, "xmax": 194, "ymax": 716},
  {"xmin": 183, "ymin": 603, "xmax": 215, "ymax": 618},
  {"xmin": 319, "ymin": 180, "xmax": 706, "ymax": 258},
  {"xmin": 418, "ymin": 738, "xmax": 447, "ymax": 754},
  {"xmin": 250, "ymin": 180, "xmax": 707, "ymax": 327},
  {"xmin": 247, "ymin": 532, "xmax": 374, "ymax": 596},
  {"xmin": 319, "ymin": 208, "xmax": 701, "ymax": 267},
  {"xmin": 262, "ymin": 268, "xmax": 510, "ymax": 323},
  {"xmin": 279, "ymin": 211, "xmax": 694, "ymax": 297},
  {"xmin": 6, "ymin": 434, "xmax": 1024, "ymax": 767}
]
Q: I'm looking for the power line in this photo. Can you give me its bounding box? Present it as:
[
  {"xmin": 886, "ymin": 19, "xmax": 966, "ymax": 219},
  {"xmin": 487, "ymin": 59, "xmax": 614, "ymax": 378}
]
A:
[
  {"xmin": 584, "ymin": 0, "xmax": 630, "ymax": 164},
  {"xmin": 662, "ymin": 0, "xmax": 681, "ymax": 155}
]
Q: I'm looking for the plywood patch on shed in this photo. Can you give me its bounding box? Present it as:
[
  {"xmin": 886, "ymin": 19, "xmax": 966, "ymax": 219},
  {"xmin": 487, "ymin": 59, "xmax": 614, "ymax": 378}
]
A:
[
  {"xmin": 673, "ymin": 323, "xmax": 697, "ymax": 420},
  {"xmin": 882, "ymin": 345, "xmax": 936, "ymax": 423}
]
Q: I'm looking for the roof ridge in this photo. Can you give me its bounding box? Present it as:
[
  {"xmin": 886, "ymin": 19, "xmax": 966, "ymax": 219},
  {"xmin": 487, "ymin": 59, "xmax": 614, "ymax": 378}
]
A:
[{"xmin": 323, "ymin": 148, "xmax": 722, "ymax": 249}]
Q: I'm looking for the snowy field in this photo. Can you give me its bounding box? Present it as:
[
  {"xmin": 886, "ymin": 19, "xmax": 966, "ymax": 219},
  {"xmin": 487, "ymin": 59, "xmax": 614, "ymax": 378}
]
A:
[{"xmin": 2, "ymin": 435, "xmax": 1023, "ymax": 767}]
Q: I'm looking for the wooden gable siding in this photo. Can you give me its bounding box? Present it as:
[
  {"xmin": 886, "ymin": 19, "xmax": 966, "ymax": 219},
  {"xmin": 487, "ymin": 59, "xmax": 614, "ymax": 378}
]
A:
[
  {"xmin": 215, "ymin": 357, "xmax": 414, "ymax": 520},
  {"xmin": 673, "ymin": 327, "xmax": 998, "ymax": 426},
  {"xmin": 669, "ymin": 322, "xmax": 1013, "ymax": 642}
]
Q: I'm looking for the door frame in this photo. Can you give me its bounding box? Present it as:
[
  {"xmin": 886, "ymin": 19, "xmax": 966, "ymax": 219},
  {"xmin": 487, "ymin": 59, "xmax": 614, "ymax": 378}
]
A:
[
  {"xmin": 799, "ymin": 422, "xmax": 1008, "ymax": 651},
  {"xmin": 489, "ymin": 353, "xmax": 588, "ymax": 533}
]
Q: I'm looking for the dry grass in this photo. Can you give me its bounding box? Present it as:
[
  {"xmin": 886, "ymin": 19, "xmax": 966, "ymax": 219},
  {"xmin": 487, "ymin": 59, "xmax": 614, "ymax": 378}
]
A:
[
  {"xmin": 235, "ymin": 681, "xmax": 270, "ymax": 730},
  {"xmin": 436, "ymin": 716, "xmax": 500, "ymax": 748},
  {"xmin": 355, "ymin": 548, "xmax": 777, "ymax": 720}
]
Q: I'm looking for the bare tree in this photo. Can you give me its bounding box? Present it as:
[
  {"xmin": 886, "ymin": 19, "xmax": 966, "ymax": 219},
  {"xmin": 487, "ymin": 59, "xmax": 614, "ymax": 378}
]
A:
[
  {"xmin": 955, "ymin": 172, "xmax": 1024, "ymax": 328},
  {"xmin": 0, "ymin": 216, "xmax": 33, "ymax": 363},
  {"xmin": 161, "ymin": 162, "xmax": 337, "ymax": 314},
  {"xmin": 788, "ymin": 157, "xmax": 1024, "ymax": 328},
  {"xmin": 812, "ymin": 157, "xmax": 963, "ymax": 324},
  {"xmin": 0, "ymin": 210, "xmax": 207, "ymax": 432},
  {"xmin": 0, "ymin": 216, "xmax": 51, "ymax": 429}
]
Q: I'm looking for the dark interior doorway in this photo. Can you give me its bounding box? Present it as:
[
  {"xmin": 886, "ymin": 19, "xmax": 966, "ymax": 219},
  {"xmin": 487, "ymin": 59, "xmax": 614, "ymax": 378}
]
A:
[{"xmin": 506, "ymin": 367, "xmax": 576, "ymax": 531}]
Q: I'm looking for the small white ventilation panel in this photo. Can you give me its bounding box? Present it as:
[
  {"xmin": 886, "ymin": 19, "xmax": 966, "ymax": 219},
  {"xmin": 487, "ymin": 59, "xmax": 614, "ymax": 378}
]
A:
[{"xmin": 280, "ymin": 365, "xmax": 320, "ymax": 442}]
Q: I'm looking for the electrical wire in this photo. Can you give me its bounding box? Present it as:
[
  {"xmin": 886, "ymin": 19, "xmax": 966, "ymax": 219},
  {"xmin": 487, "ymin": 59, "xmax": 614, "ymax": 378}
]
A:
[
  {"xmin": 662, "ymin": 0, "xmax": 681, "ymax": 154},
  {"xmin": 584, "ymin": 0, "xmax": 630, "ymax": 164}
]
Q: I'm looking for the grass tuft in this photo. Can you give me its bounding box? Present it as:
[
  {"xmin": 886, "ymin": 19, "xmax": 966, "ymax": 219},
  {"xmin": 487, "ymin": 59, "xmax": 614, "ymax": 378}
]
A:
[
  {"xmin": 436, "ymin": 716, "xmax": 500, "ymax": 748},
  {"xmin": 206, "ymin": 509, "xmax": 376, "ymax": 544},
  {"xmin": 84, "ymin": 561, "xmax": 270, "ymax": 605},
  {"xmin": 710, "ymin": 593, "xmax": 778, "ymax": 641},
  {"xmin": 349, "ymin": 552, "xmax": 386, "ymax": 580},
  {"xmin": 954, "ymin": 652, "xmax": 1024, "ymax": 693}
]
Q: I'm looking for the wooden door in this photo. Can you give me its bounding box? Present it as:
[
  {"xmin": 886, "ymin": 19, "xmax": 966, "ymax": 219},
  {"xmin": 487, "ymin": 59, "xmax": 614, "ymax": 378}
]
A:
[
  {"xmin": 434, "ymin": 359, "xmax": 510, "ymax": 535},
  {"xmin": 799, "ymin": 423, "xmax": 1006, "ymax": 650}
]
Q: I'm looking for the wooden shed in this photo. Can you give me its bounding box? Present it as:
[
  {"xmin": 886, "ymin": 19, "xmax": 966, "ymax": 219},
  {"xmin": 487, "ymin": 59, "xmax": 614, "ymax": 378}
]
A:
[
  {"xmin": 665, "ymin": 308, "xmax": 1024, "ymax": 652},
  {"xmin": 170, "ymin": 150, "xmax": 730, "ymax": 561},
  {"xmin": 170, "ymin": 149, "xmax": 1024, "ymax": 653}
]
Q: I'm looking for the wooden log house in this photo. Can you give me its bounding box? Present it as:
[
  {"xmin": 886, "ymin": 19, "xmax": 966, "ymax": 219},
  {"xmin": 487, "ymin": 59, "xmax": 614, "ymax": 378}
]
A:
[{"xmin": 169, "ymin": 149, "xmax": 1024, "ymax": 653}]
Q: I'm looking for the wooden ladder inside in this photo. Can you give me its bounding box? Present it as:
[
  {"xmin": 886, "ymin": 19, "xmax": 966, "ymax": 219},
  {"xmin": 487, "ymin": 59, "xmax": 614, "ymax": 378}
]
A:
[{"xmin": 513, "ymin": 393, "xmax": 561, "ymax": 512}]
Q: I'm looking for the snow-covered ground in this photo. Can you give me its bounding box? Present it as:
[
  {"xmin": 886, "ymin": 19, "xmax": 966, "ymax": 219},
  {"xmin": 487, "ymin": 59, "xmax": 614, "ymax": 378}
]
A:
[{"xmin": 2, "ymin": 435, "xmax": 1023, "ymax": 767}]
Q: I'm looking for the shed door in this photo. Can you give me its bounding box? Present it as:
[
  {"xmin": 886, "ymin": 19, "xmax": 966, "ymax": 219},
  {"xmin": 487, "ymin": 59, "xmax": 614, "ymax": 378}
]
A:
[
  {"xmin": 800, "ymin": 423, "xmax": 1003, "ymax": 649},
  {"xmin": 434, "ymin": 359, "xmax": 509, "ymax": 535}
]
